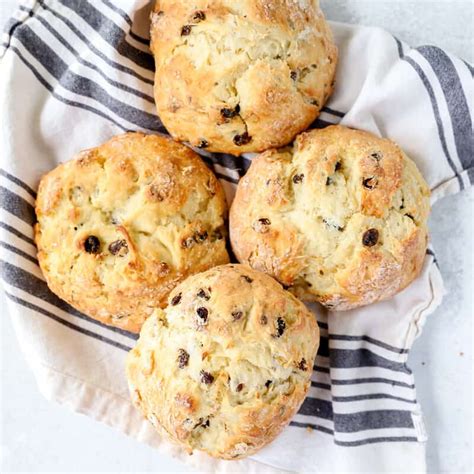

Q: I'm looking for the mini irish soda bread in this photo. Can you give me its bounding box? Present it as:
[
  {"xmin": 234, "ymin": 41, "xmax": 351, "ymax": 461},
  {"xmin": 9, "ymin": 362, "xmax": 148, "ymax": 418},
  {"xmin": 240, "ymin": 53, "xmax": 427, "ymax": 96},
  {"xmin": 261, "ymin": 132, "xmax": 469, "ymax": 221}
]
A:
[
  {"xmin": 150, "ymin": 0, "xmax": 337, "ymax": 155},
  {"xmin": 230, "ymin": 126, "xmax": 431, "ymax": 310},
  {"xmin": 35, "ymin": 133, "xmax": 229, "ymax": 333},
  {"xmin": 126, "ymin": 264, "xmax": 319, "ymax": 459}
]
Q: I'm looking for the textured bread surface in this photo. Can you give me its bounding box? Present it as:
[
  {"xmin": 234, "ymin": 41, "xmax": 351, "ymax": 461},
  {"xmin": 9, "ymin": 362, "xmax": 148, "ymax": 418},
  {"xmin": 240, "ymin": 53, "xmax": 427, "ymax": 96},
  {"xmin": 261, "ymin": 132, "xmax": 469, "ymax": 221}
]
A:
[
  {"xmin": 126, "ymin": 264, "xmax": 319, "ymax": 459},
  {"xmin": 150, "ymin": 0, "xmax": 337, "ymax": 155},
  {"xmin": 230, "ymin": 125, "xmax": 431, "ymax": 310},
  {"xmin": 35, "ymin": 133, "xmax": 229, "ymax": 333}
]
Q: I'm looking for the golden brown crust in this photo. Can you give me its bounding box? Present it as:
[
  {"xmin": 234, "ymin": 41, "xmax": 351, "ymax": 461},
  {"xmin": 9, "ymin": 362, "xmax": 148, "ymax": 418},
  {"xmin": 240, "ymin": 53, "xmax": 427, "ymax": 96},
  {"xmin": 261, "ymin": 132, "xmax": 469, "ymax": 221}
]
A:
[
  {"xmin": 126, "ymin": 264, "xmax": 320, "ymax": 459},
  {"xmin": 230, "ymin": 125, "xmax": 431, "ymax": 310},
  {"xmin": 35, "ymin": 133, "xmax": 229, "ymax": 333},
  {"xmin": 150, "ymin": 0, "xmax": 337, "ymax": 155}
]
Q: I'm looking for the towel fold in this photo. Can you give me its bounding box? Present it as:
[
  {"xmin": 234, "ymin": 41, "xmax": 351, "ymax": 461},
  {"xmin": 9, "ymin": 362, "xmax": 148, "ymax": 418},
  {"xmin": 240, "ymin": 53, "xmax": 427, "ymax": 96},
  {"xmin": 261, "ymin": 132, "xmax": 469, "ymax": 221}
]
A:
[{"xmin": 0, "ymin": 1, "xmax": 472, "ymax": 471}]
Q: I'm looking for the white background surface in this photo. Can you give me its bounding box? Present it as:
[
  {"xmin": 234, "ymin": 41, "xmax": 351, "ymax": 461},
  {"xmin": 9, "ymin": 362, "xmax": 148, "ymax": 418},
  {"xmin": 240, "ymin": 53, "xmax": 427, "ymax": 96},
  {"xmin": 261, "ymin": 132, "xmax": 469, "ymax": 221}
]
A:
[{"xmin": 0, "ymin": 1, "xmax": 472, "ymax": 472}]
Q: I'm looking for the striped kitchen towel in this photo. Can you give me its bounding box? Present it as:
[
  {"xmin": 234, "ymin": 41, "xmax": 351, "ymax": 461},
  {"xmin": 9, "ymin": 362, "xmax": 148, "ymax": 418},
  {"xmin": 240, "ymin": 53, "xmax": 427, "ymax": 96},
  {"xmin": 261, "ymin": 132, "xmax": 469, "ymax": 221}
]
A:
[{"xmin": 0, "ymin": 1, "xmax": 472, "ymax": 472}]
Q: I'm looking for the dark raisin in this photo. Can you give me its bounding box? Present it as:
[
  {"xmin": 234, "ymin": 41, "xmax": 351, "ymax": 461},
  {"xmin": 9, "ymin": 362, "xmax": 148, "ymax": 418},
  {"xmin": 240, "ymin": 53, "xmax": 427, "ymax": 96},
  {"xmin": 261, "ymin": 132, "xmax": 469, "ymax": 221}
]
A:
[
  {"xmin": 233, "ymin": 132, "xmax": 252, "ymax": 146},
  {"xmin": 275, "ymin": 317, "xmax": 286, "ymax": 337},
  {"xmin": 310, "ymin": 99, "xmax": 320, "ymax": 106},
  {"xmin": 298, "ymin": 358, "xmax": 308, "ymax": 371},
  {"xmin": 362, "ymin": 228, "xmax": 379, "ymax": 247},
  {"xmin": 181, "ymin": 237, "xmax": 195, "ymax": 249},
  {"xmin": 290, "ymin": 71, "xmax": 298, "ymax": 81},
  {"xmin": 220, "ymin": 104, "xmax": 240, "ymax": 119},
  {"xmin": 194, "ymin": 231, "xmax": 208, "ymax": 243},
  {"xmin": 405, "ymin": 214, "xmax": 414, "ymax": 221},
  {"xmin": 193, "ymin": 10, "xmax": 206, "ymax": 22},
  {"xmin": 193, "ymin": 418, "xmax": 209, "ymax": 428},
  {"xmin": 260, "ymin": 315, "xmax": 268, "ymax": 325},
  {"xmin": 232, "ymin": 311, "xmax": 243, "ymax": 321},
  {"xmin": 363, "ymin": 177, "xmax": 377, "ymax": 189},
  {"xmin": 326, "ymin": 177, "xmax": 333, "ymax": 186},
  {"xmin": 371, "ymin": 152, "xmax": 382, "ymax": 161},
  {"xmin": 400, "ymin": 197, "xmax": 405, "ymax": 210},
  {"xmin": 221, "ymin": 108, "xmax": 233, "ymax": 119},
  {"xmin": 156, "ymin": 10, "xmax": 164, "ymax": 17},
  {"xmin": 197, "ymin": 139, "xmax": 209, "ymax": 148},
  {"xmin": 236, "ymin": 383, "xmax": 244, "ymax": 392},
  {"xmin": 200, "ymin": 370, "xmax": 214, "ymax": 384},
  {"xmin": 171, "ymin": 293, "xmax": 182, "ymax": 306},
  {"xmin": 197, "ymin": 289, "xmax": 210, "ymax": 300},
  {"xmin": 242, "ymin": 275, "xmax": 253, "ymax": 283},
  {"xmin": 177, "ymin": 349, "xmax": 189, "ymax": 368},
  {"xmin": 84, "ymin": 236, "xmax": 100, "ymax": 254},
  {"xmin": 196, "ymin": 307, "xmax": 208, "ymax": 322},
  {"xmin": 108, "ymin": 239, "xmax": 128, "ymax": 256},
  {"xmin": 73, "ymin": 226, "xmax": 78, "ymax": 231},
  {"xmin": 293, "ymin": 173, "xmax": 304, "ymax": 184},
  {"xmin": 181, "ymin": 25, "xmax": 192, "ymax": 36},
  {"xmin": 265, "ymin": 380, "xmax": 272, "ymax": 388},
  {"xmin": 335, "ymin": 161, "xmax": 342, "ymax": 171},
  {"xmin": 259, "ymin": 218, "xmax": 271, "ymax": 226}
]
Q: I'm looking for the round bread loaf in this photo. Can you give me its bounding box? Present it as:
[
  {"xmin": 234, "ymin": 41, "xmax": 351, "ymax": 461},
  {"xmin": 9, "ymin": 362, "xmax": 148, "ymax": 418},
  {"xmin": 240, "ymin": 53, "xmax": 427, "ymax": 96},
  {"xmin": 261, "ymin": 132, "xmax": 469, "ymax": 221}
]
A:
[
  {"xmin": 230, "ymin": 125, "xmax": 431, "ymax": 310},
  {"xmin": 126, "ymin": 264, "xmax": 319, "ymax": 459},
  {"xmin": 35, "ymin": 133, "xmax": 229, "ymax": 333},
  {"xmin": 150, "ymin": 0, "xmax": 337, "ymax": 155}
]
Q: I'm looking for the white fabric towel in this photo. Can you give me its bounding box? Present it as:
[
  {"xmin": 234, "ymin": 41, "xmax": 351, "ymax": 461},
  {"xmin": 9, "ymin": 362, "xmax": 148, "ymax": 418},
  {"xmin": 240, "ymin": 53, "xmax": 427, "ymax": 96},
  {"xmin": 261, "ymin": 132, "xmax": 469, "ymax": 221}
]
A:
[{"xmin": 0, "ymin": 1, "xmax": 472, "ymax": 472}]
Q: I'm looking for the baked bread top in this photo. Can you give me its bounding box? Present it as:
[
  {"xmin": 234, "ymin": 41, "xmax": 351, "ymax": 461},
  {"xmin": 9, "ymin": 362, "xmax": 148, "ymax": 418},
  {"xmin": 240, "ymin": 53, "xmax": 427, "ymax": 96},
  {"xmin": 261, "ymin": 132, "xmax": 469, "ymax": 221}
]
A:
[
  {"xmin": 126, "ymin": 264, "xmax": 319, "ymax": 459},
  {"xmin": 35, "ymin": 133, "xmax": 229, "ymax": 333},
  {"xmin": 230, "ymin": 125, "xmax": 431, "ymax": 310},
  {"xmin": 150, "ymin": 0, "xmax": 337, "ymax": 155}
]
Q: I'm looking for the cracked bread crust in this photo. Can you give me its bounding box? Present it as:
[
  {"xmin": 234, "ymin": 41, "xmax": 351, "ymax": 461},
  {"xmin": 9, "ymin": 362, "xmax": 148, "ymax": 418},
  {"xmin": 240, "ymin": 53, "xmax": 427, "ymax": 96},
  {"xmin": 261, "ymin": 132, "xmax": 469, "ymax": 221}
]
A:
[
  {"xmin": 230, "ymin": 126, "xmax": 431, "ymax": 310},
  {"xmin": 35, "ymin": 133, "xmax": 229, "ymax": 333},
  {"xmin": 126, "ymin": 264, "xmax": 319, "ymax": 459},
  {"xmin": 150, "ymin": 0, "xmax": 337, "ymax": 155}
]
